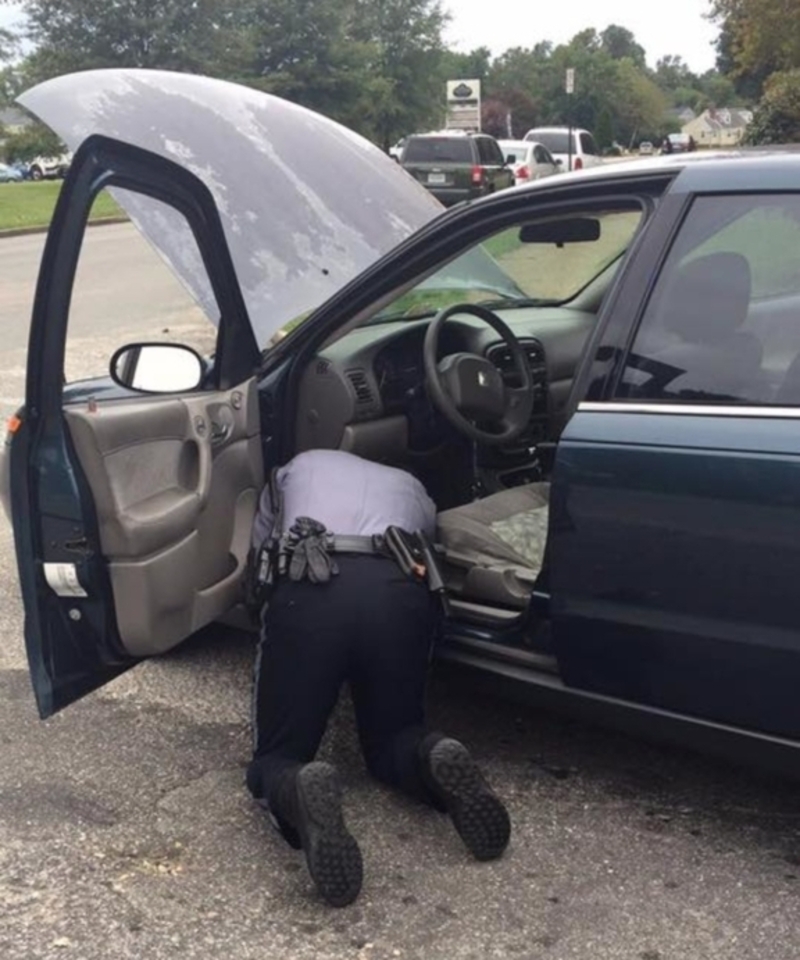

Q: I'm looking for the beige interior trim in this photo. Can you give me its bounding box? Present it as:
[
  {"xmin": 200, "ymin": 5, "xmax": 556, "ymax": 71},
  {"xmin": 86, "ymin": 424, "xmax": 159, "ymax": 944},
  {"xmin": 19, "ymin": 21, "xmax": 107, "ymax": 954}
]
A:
[{"xmin": 65, "ymin": 378, "xmax": 263, "ymax": 656}]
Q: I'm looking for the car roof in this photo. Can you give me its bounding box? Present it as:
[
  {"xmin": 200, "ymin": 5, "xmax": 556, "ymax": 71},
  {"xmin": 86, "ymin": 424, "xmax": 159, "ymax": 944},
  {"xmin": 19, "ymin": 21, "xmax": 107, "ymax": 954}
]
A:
[
  {"xmin": 526, "ymin": 126, "xmax": 590, "ymax": 134},
  {"xmin": 507, "ymin": 147, "xmax": 800, "ymax": 195},
  {"xmin": 407, "ymin": 131, "xmax": 488, "ymax": 139}
]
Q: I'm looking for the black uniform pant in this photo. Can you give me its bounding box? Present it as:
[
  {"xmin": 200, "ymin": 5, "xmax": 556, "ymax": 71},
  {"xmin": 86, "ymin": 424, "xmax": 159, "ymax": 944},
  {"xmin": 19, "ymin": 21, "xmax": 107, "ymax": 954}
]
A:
[{"xmin": 246, "ymin": 554, "xmax": 440, "ymax": 808}]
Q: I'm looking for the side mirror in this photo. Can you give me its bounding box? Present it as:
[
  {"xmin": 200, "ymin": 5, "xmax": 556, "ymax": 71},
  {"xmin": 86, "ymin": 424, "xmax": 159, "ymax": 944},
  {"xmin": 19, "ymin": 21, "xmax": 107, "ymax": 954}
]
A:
[
  {"xmin": 506, "ymin": 154, "xmax": 517, "ymax": 164},
  {"xmin": 554, "ymin": 158, "xmax": 564, "ymax": 166},
  {"xmin": 110, "ymin": 342, "xmax": 204, "ymax": 394}
]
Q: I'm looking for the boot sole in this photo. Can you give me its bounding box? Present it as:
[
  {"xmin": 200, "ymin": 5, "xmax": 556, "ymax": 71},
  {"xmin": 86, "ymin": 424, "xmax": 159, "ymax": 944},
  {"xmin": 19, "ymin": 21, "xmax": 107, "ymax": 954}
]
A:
[
  {"xmin": 295, "ymin": 763, "xmax": 363, "ymax": 907},
  {"xmin": 428, "ymin": 739, "xmax": 511, "ymax": 861}
]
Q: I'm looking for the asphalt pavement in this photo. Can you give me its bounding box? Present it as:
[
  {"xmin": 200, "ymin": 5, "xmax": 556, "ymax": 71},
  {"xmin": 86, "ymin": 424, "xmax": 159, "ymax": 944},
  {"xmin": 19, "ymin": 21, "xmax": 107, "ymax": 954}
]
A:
[{"xmin": 2, "ymin": 225, "xmax": 800, "ymax": 960}]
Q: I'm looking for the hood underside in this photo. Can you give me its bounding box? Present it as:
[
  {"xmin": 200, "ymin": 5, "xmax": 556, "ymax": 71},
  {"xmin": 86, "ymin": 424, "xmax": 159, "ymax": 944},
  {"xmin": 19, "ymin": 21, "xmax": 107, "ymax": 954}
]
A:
[{"xmin": 19, "ymin": 69, "xmax": 443, "ymax": 346}]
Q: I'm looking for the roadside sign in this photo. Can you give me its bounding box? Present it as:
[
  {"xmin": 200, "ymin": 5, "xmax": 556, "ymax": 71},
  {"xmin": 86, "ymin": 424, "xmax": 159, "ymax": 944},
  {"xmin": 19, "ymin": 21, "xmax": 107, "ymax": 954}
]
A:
[
  {"xmin": 565, "ymin": 69, "xmax": 575, "ymax": 95},
  {"xmin": 446, "ymin": 79, "xmax": 481, "ymax": 132}
]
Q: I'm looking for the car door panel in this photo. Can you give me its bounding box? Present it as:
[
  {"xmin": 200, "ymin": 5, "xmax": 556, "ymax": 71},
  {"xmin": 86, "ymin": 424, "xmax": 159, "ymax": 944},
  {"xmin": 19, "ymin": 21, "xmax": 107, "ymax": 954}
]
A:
[
  {"xmin": 552, "ymin": 406, "xmax": 800, "ymax": 738},
  {"xmin": 63, "ymin": 378, "xmax": 262, "ymax": 656},
  {"xmin": 10, "ymin": 134, "xmax": 261, "ymax": 717}
]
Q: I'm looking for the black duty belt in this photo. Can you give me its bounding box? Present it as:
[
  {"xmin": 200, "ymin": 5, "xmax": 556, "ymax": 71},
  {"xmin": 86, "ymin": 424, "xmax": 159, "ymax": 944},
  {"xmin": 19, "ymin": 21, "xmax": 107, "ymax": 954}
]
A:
[{"xmin": 249, "ymin": 517, "xmax": 447, "ymax": 613}]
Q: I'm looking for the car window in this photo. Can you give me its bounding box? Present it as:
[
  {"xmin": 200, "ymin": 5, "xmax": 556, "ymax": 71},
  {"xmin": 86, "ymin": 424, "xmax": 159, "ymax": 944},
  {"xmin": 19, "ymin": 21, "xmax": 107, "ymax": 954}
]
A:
[
  {"xmin": 477, "ymin": 138, "xmax": 498, "ymax": 164},
  {"xmin": 533, "ymin": 146, "xmax": 547, "ymax": 164},
  {"xmin": 529, "ymin": 132, "xmax": 570, "ymax": 154},
  {"xmin": 64, "ymin": 188, "xmax": 218, "ymax": 385},
  {"xmin": 617, "ymin": 194, "xmax": 800, "ymax": 405},
  {"xmin": 501, "ymin": 144, "xmax": 526, "ymax": 164},
  {"xmin": 487, "ymin": 139, "xmax": 505, "ymax": 165},
  {"xmin": 580, "ymin": 133, "xmax": 598, "ymax": 156},
  {"xmin": 403, "ymin": 137, "xmax": 473, "ymax": 163},
  {"xmin": 368, "ymin": 205, "xmax": 644, "ymax": 322}
]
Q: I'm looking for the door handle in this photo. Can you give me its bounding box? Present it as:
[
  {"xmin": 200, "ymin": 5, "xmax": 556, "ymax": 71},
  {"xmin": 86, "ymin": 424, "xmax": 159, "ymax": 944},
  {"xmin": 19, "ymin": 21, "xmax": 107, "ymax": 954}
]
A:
[{"xmin": 209, "ymin": 421, "xmax": 231, "ymax": 444}]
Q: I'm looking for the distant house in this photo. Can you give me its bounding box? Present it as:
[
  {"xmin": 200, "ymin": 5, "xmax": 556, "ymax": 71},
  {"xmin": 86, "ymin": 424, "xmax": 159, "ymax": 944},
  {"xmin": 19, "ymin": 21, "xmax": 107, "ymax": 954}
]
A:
[
  {"xmin": 667, "ymin": 105, "xmax": 696, "ymax": 126},
  {"xmin": 683, "ymin": 108, "xmax": 753, "ymax": 147}
]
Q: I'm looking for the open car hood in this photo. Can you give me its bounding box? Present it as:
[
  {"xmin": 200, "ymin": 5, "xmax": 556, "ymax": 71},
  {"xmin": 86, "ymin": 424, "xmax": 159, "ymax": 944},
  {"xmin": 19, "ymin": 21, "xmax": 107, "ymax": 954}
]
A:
[{"xmin": 19, "ymin": 69, "xmax": 443, "ymax": 346}]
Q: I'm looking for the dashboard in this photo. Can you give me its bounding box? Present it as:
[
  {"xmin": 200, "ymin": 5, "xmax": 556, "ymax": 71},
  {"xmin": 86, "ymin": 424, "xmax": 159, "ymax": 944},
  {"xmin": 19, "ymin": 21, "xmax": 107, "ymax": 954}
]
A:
[{"xmin": 293, "ymin": 305, "xmax": 596, "ymax": 466}]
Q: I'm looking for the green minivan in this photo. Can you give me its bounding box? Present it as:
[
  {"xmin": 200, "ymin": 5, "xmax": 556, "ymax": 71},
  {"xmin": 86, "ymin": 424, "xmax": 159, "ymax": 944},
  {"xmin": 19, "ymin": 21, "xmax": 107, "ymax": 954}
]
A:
[{"xmin": 400, "ymin": 132, "xmax": 515, "ymax": 206}]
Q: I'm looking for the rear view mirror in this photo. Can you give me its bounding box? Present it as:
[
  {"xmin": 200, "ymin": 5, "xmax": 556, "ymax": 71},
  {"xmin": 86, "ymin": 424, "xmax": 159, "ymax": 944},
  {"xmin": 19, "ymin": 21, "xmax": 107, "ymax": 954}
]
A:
[
  {"xmin": 519, "ymin": 218, "xmax": 601, "ymax": 245},
  {"xmin": 110, "ymin": 342, "xmax": 204, "ymax": 393}
]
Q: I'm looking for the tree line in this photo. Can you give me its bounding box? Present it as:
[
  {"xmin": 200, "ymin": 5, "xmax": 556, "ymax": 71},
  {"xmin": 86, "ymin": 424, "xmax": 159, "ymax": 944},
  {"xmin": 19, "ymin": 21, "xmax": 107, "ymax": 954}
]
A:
[
  {"xmin": 0, "ymin": 0, "xmax": 744, "ymax": 160},
  {"xmin": 712, "ymin": 0, "xmax": 800, "ymax": 143}
]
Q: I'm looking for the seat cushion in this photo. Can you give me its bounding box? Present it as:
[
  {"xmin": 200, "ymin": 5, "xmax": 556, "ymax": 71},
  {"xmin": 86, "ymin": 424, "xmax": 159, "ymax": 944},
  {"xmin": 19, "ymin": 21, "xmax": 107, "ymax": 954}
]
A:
[{"xmin": 436, "ymin": 482, "xmax": 549, "ymax": 575}]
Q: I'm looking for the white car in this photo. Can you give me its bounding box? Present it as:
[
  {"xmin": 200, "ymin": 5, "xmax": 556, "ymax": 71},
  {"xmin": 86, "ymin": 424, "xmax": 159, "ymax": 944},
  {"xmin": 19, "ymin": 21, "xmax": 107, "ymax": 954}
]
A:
[
  {"xmin": 497, "ymin": 140, "xmax": 559, "ymax": 185},
  {"xmin": 522, "ymin": 127, "xmax": 602, "ymax": 172},
  {"xmin": 28, "ymin": 151, "xmax": 72, "ymax": 180}
]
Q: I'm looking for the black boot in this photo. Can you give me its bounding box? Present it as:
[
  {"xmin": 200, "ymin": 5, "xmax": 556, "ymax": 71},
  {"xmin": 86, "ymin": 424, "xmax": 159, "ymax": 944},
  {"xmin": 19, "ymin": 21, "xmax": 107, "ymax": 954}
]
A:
[
  {"xmin": 270, "ymin": 762, "xmax": 363, "ymax": 907},
  {"xmin": 418, "ymin": 735, "xmax": 511, "ymax": 861}
]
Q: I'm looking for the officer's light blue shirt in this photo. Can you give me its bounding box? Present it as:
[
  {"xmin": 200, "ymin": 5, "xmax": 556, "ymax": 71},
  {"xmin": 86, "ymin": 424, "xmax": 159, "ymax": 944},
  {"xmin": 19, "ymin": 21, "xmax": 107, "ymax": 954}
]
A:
[{"xmin": 252, "ymin": 450, "xmax": 437, "ymax": 547}]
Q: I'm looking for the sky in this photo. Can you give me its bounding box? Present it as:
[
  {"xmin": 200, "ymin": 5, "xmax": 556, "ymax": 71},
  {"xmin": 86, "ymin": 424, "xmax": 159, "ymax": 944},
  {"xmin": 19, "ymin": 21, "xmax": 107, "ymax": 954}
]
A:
[
  {"xmin": 443, "ymin": 0, "xmax": 720, "ymax": 73},
  {"xmin": 0, "ymin": 0, "xmax": 721, "ymax": 75}
]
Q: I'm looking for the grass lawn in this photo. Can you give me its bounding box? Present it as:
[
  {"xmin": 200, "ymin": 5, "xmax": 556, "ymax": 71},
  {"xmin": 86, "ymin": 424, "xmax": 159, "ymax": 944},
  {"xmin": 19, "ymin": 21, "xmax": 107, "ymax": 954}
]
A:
[{"xmin": 0, "ymin": 181, "xmax": 125, "ymax": 232}]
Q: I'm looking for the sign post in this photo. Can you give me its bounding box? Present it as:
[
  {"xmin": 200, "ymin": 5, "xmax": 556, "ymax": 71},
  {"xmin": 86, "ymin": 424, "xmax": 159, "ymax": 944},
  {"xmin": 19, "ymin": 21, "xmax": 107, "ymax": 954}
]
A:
[
  {"xmin": 565, "ymin": 68, "xmax": 575, "ymax": 171},
  {"xmin": 445, "ymin": 79, "xmax": 482, "ymax": 132}
]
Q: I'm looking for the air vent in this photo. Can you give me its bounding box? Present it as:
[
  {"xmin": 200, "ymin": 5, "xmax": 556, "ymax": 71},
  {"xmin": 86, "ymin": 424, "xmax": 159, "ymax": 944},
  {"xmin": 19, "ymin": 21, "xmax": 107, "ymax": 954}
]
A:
[{"xmin": 345, "ymin": 369, "xmax": 374, "ymax": 405}]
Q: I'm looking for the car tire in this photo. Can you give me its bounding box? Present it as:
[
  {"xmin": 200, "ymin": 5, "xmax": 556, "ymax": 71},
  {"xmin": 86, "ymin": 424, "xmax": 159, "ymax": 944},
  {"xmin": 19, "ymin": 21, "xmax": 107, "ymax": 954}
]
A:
[{"xmin": 30, "ymin": 166, "xmax": 43, "ymax": 181}]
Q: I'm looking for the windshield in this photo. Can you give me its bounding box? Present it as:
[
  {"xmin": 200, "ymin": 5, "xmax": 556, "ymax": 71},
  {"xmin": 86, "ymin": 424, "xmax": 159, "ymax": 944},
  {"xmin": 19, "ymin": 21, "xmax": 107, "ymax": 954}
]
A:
[
  {"xmin": 368, "ymin": 208, "xmax": 643, "ymax": 323},
  {"xmin": 529, "ymin": 132, "xmax": 571, "ymax": 154},
  {"xmin": 403, "ymin": 137, "xmax": 474, "ymax": 163}
]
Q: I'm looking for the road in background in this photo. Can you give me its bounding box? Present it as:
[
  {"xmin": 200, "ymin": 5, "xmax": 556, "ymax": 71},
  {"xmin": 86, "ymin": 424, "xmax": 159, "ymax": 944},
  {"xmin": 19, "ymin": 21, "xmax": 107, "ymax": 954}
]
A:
[{"xmin": 1, "ymin": 227, "xmax": 800, "ymax": 960}]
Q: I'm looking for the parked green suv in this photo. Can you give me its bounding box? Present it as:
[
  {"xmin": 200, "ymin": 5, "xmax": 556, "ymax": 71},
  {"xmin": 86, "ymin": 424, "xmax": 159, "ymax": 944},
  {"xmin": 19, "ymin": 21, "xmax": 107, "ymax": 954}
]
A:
[{"xmin": 400, "ymin": 132, "xmax": 515, "ymax": 206}]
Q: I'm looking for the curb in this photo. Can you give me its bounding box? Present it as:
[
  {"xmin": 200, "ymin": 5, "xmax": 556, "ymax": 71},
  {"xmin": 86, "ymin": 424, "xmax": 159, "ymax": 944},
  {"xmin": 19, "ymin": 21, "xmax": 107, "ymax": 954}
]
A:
[{"xmin": 0, "ymin": 216, "xmax": 129, "ymax": 239}]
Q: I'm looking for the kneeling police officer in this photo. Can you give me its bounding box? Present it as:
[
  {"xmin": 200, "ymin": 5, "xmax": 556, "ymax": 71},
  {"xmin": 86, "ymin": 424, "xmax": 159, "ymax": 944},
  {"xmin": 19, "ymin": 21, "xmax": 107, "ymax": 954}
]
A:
[{"xmin": 246, "ymin": 449, "xmax": 510, "ymax": 906}]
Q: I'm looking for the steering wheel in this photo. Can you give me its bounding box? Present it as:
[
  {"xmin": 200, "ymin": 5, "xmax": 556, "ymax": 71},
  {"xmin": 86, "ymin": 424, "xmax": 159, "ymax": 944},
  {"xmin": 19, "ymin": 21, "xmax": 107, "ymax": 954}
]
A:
[{"xmin": 423, "ymin": 303, "xmax": 534, "ymax": 445}]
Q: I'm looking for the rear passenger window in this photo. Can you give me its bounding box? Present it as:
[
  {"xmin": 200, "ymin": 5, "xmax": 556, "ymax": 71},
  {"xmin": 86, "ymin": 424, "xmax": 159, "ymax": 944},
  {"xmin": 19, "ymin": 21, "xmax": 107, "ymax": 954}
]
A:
[
  {"xmin": 403, "ymin": 138, "xmax": 473, "ymax": 163},
  {"xmin": 488, "ymin": 139, "xmax": 505, "ymax": 164},
  {"xmin": 617, "ymin": 194, "xmax": 800, "ymax": 405},
  {"xmin": 476, "ymin": 138, "xmax": 492, "ymax": 164},
  {"xmin": 580, "ymin": 133, "xmax": 598, "ymax": 155}
]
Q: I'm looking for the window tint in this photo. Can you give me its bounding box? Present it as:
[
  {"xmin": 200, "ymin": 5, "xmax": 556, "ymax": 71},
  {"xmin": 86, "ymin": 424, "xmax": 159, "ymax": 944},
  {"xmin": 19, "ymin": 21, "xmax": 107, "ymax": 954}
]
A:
[
  {"xmin": 580, "ymin": 133, "xmax": 598, "ymax": 155},
  {"xmin": 487, "ymin": 139, "xmax": 504, "ymax": 164},
  {"xmin": 402, "ymin": 138, "xmax": 473, "ymax": 163},
  {"xmin": 371, "ymin": 206, "xmax": 644, "ymax": 322},
  {"xmin": 528, "ymin": 131, "xmax": 570, "ymax": 154},
  {"xmin": 617, "ymin": 194, "xmax": 800, "ymax": 405}
]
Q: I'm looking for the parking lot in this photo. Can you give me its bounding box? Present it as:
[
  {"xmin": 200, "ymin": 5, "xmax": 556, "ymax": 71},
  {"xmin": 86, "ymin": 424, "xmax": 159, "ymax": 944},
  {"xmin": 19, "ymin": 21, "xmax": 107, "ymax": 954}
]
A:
[{"xmin": 2, "ymin": 225, "xmax": 800, "ymax": 960}]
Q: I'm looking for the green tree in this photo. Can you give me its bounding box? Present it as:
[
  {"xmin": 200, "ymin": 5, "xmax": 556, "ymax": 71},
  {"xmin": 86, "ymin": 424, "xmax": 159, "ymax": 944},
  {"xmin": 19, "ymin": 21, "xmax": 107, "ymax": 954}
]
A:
[
  {"xmin": 711, "ymin": 0, "xmax": 800, "ymax": 78},
  {"xmin": 14, "ymin": 0, "xmax": 255, "ymax": 82},
  {"xmin": 1, "ymin": 118, "xmax": 65, "ymax": 163},
  {"xmin": 440, "ymin": 46, "xmax": 491, "ymax": 85},
  {"xmin": 595, "ymin": 106, "xmax": 614, "ymax": 150},
  {"xmin": 742, "ymin": 68, "xmax": 800, "ymax": 143},
  {"xmin": 349, "ymin": 0, "xmax": 449, "ymax": 148},
  {"xmin": 242, "ymin": 0, "xmax": 369, "ymax": 124},
  {"xmin": 600, "ymin": 24, "xmax": 646, "ymax": 68}
]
